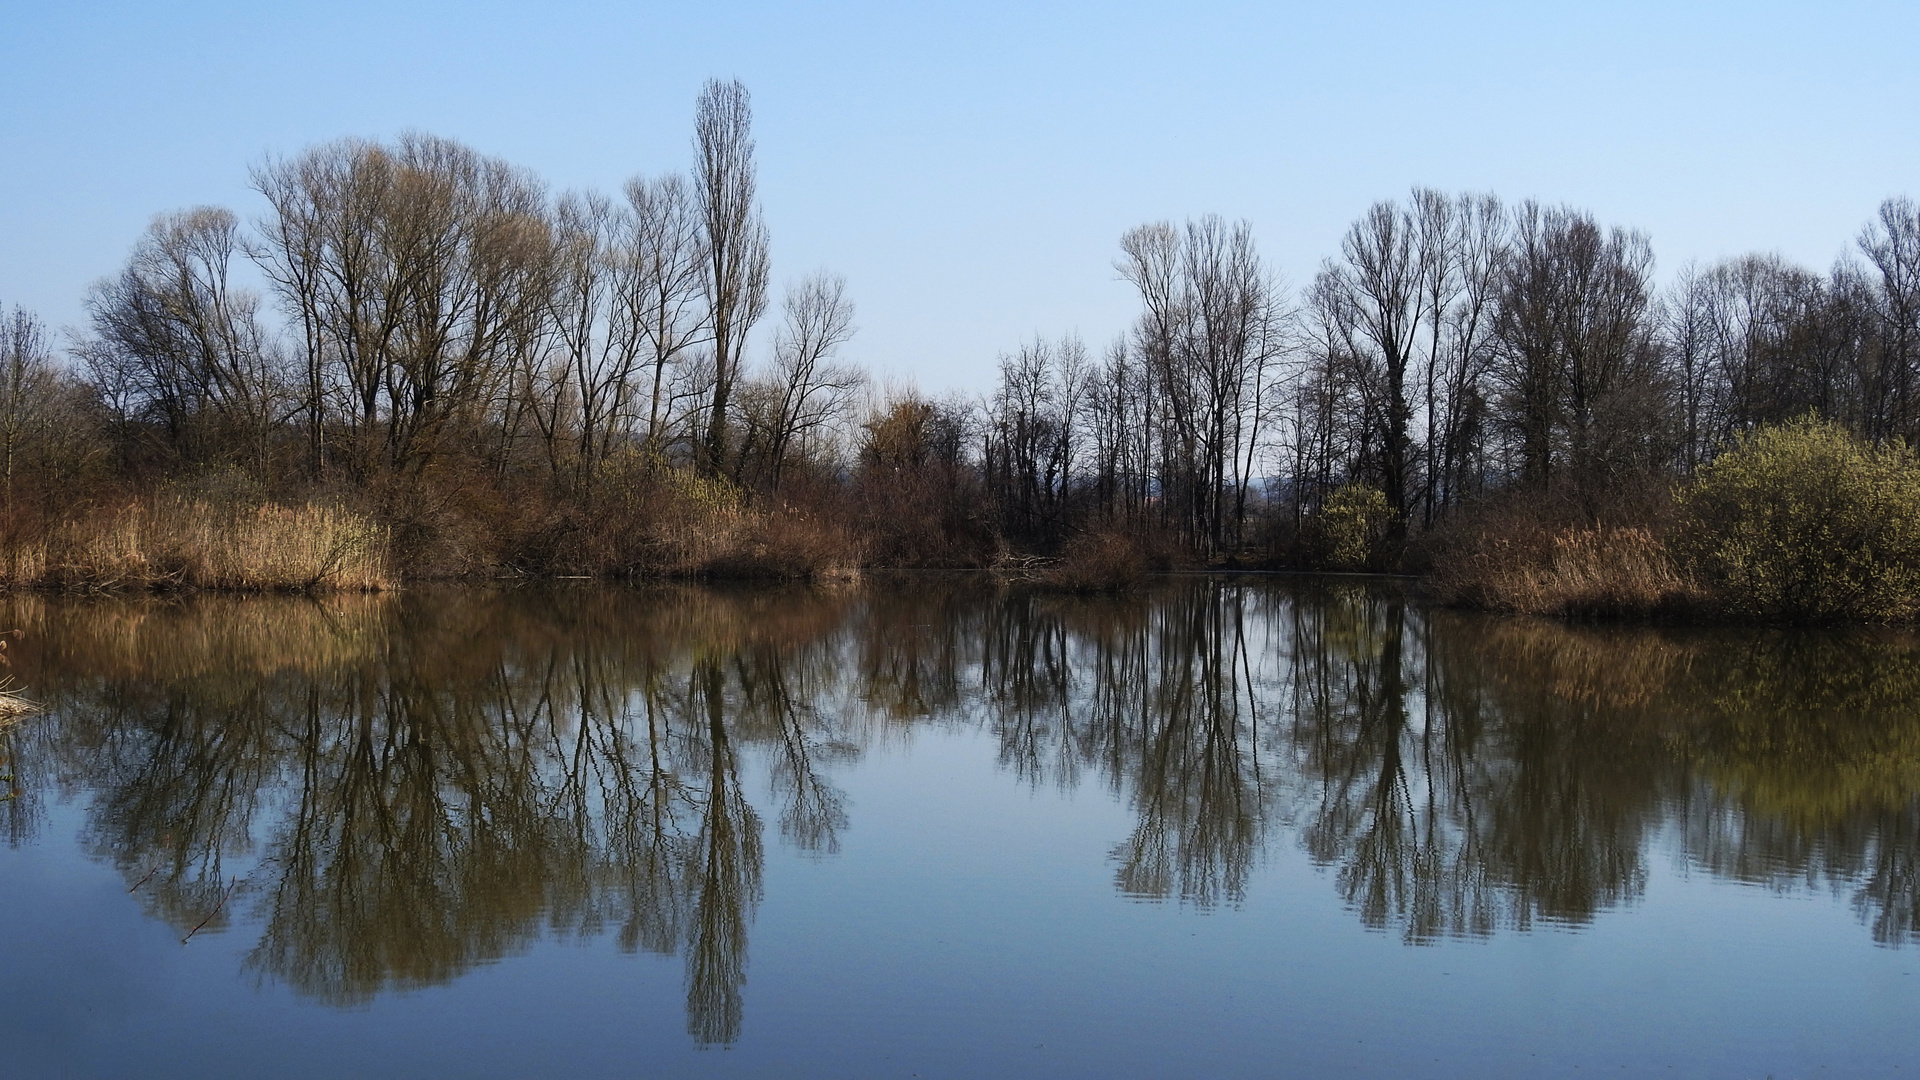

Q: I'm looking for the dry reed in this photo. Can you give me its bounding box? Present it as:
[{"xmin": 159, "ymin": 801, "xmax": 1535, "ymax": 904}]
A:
[
  {"xmin": 621, "ymin": 472, "xmax": 863, "ymax": 581},
  {"xmin": 1433, "ymin": 525, "xmax": 1698, "ymax": 618},
  {"xmin": 0, "ymin": 498, "xmax": 391, "ymax": 592},
  {"xmin": 695, "ymin": 508, "xmax": 864, "ymax": 581}
]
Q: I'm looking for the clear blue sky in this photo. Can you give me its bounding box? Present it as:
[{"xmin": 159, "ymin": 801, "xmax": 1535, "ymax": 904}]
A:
[{"xmin": 3, "ymin": 0, "xmax": 1915, "ymax": 393}]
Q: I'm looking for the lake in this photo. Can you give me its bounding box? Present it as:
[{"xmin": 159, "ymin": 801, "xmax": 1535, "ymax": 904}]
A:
[{"xmin": 1, "ymin": 577, "xmax": 1915, "ymax": 1078}]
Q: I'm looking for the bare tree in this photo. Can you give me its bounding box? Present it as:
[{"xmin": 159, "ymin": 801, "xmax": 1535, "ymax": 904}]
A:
[
  {"xmin": 1859, "ymin": 196, "xmax": 1920, "ymax": 440},
  {"xmin": 252, "ymin": 141, "xmax": 372, "ymax": 473},
  {"xmin": 621, "ymin": 173, "xmax": 708, "ymax": 457},
  {"xmin": 1432, "ymin": 193, "xmax": 1505, "ymax": 512},
  {"xmin": 984, "ymin": 337, "xmax": 1063, "ymax": 544},
  {"xmin": 251, "ymin": 135, "xmax": 554, "ymax": 478},
  {"xmin": 1311, "ymin": 201, "xmax": 1420, "ymax": 529},
  {"xmin": 86, "ymin": 206, "xmax": 282, "ymax": 465},
  {"xmin": 758, "ymin": 272, "xmax": 861, "ymax": 491},
  {"xmin": 1491, "ymin": 203, "xmax": 1662, "ymax": 502},
  {"xmin": 1662, "ymin": 263, "xmax": 1715, "ymax": 472},
  {"xmin": 0, "ymin": 305, "xmax": 61, "ymax": 511},
  {"xmin": 543, "ymin": 190, "xmax": 664, "ymax": 498},
  {"xmin": 1117, "ymin": 216, "xmax": 1282, "ymax": 552},
  {"xmin": 1403, "ymin": 190, "xmax": 1506, "ymax": 523},
  {"xmin": 694, "ymin": 79, "xmax": 771, "ymax": 478},
  {"xmin": 1085, "ymin": 337, "xmax": 1146, "ymax": 524},
  {"xmin": 1117, "ymin": 222, "xmax": 1195, "ymax": 535}
]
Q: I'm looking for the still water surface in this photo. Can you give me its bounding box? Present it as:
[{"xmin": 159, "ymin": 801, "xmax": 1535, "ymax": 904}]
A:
[{"xmin": 0, "ymin": 578, "xmax": 1916, "ymax": 1077}]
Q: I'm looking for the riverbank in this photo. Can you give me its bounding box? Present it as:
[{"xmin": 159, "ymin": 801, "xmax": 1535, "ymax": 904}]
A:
[
  {"xmin": 1422, "ymin": 419, "xmax": 1920, "ymax": 625},
  {"xmin": 8, "ymin": 419, "xmax": 1919, "ymax": 625}
]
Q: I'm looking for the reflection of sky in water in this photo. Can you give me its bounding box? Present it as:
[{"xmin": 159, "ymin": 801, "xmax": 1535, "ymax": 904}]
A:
[{"xmin": 0, "ymin": 581, "xmax": 1916, "ymax": 1077}]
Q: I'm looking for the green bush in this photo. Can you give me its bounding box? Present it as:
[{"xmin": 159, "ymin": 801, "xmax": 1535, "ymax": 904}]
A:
[
  {"xmin": 1674, "ymin": 418, "xmax": 1920, "ymax": 622},
  {"xmin": 1317, "ymin": 484, "xmax": 1393, "ymax": 571}
]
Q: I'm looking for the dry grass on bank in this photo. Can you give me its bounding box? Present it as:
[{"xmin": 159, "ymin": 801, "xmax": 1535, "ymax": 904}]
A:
[
  {"xmin": 0, "ymin": 498, "xmax": 391, "ymax": 593},
  {"xmin": 1431, "ymin": 421, "xmax": 1920, "ymax": 624},
  {"xmin": 692, "ymin": 507, "xmax": 864, "ymax": 581},
  {"xmin": 0, "ymin": 474, "xmax": 858, "ymax": 591},
  {"xmin": 1429, "ymin": 521, "xmax": 1699, "ymax": 619},
  {"xmin": 620, "ymin": 472, "xmax": 862, "ymax": 582}
]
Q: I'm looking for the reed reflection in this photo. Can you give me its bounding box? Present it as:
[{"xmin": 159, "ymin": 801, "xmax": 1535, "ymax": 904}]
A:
[{"xmin": 7, "ymin": 578, "xmax": 1920, "ymax": 1045}]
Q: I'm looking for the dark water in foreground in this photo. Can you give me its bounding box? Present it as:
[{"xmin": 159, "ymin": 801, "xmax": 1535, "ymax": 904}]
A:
[{"xmin": 1, "ymin": 578, "xmax": 1916, "ymax": 1078}]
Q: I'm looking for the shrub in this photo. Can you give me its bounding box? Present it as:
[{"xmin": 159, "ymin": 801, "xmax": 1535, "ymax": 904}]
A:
[
  {"xmin": 1038, "ymin": 528, "xmax": 1148, "ymax": 592},
  {"xmin": 641, "ymin": 469, "xmax": 749, "ymax": 575},
  {"xmin": 1674, "ymin": 418, "xmax": 1920, "ymax": 622},
  {"xmin": 1315, "ymin": 484, "xmax": 1393, "ymax": 571}
]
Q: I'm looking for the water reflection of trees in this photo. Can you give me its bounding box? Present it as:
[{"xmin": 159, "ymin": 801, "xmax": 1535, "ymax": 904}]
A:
[
  {"xmin": 948, "ymin": 586, "xmax": 1270, "ymax": 907},
  {"xmin": 1664, "ymin": 631, "xmax": 1920, "ymax": 944},
  {"xmin": 8, "ymin": 578, "xmax": 1920, "ymax": 1043},
  {"xmin": 8, "ymin": 588, "xmax": 856, "ymax": 1045},
  {"xmin": 858, "ymin": 582, "xmax": 1920, "ymax": 944}
]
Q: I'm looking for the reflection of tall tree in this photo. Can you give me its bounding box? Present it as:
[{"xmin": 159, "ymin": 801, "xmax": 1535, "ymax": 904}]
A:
[
  {"xmin": 73, "ymin": 673, "xmax": 290, "ymax": 936},
  {"xmin": 974, "ymin": 586, "xmax": 1269, "ymax": 907},
  {"xmin": 1291, "ymin": 590, "xmax": 1476, "ymax": 940},
  {"xmin": 1298, "ymin": 594, "xmax": 1416, "ymax": 931},
  {"xmin": 735, "ymin": 645, "xmax": 849, "ymax": 855},
  {"xmin": 684, "ymin": 657, "xmax": 762, "ymax": 1046},
  {"xmin": 1105, "ymin": 587, "xmax": 1261, "ymax": 908},
  {"xmin": 1471, "ymin": 671, "xmax": 1656, "ymax": 932},
  {"xmin": 855, "ymin": 585, "xmax": 976, "ymax": 725},
  {"xmin": 17, "ymin": 590, "xmax": 843, "ymax": 1039},
  {"xmin": 600, "ymin": 661, "xmax": 698, "ymax": 958},
  {"xmin": 982, "ymin": 595, "xmax": 1079, "ymax": 787},
  {"xmin": 244, "ymin": 656, "xmax": 583, "ymax": 1002}
]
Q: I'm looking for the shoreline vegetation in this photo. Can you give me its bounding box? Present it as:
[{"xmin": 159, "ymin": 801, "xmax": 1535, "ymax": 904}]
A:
[
  {"xmin": 1428, "ymin": 418, "xmax": 1920, "ymax": 624},
  {"xmin": 9, "ymin": 416, "xmax": 1916, "ymax": 629},
  {"xmin": 4, "ymin": 80, "xmax": 1919, "ymax": 621}
]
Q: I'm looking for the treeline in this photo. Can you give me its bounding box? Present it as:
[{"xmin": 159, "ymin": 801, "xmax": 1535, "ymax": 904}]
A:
[
  {"xmin": 984, "ymin": 193, "xmax": 1920, "ymax": 566},
  {"xmin": 3, "ymin": 78, "xmax": 1917, "ymax": 582}
]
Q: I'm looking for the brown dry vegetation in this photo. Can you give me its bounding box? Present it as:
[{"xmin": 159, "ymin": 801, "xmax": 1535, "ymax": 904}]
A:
[
  {"xmin": 1427, "ymin": 519, "xmax": 1700, "ymax": 619},
  {"xmin": 0, "ymin": 497, "xmax": 391, "ymax": 593},
  {"xmin": 1033, "ymin": 528, "xmax": 1153, "ymax": 593},
  {"xmin": 0, "ymin": 461, "xmax": 878, "ymax": 592}
]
